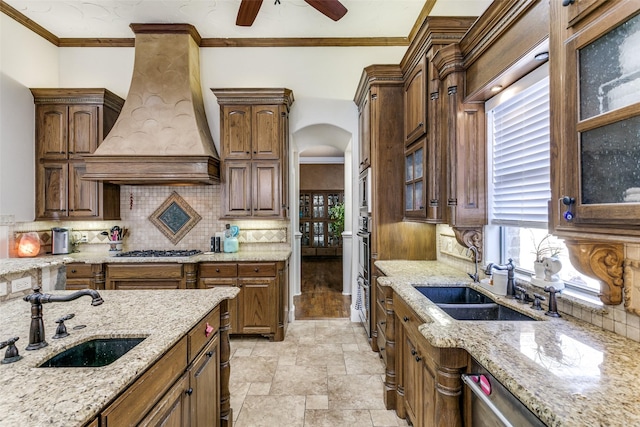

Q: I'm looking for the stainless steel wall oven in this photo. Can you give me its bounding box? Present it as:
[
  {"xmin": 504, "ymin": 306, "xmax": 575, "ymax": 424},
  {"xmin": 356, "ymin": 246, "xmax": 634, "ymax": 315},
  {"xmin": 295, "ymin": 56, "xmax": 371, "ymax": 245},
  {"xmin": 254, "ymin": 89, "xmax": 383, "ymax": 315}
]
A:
[{"xmin": 356, "ymin": 215, "xmax": 371, "ymax": 337}]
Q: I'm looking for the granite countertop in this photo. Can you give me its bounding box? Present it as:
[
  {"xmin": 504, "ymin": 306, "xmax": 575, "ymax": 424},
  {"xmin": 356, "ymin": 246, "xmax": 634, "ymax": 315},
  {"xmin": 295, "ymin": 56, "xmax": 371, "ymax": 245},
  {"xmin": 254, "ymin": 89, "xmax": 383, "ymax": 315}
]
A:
[
  {"xmin": 0, "ymin": 287, "xmax": 238, "ymax": 426},
  {"xmin": 376, "ymin": 260, "xmax": 640, "ymax": 427},
  {"xmin": 0, "ymin": 250, "xmax": 292, "ymax": 275}
]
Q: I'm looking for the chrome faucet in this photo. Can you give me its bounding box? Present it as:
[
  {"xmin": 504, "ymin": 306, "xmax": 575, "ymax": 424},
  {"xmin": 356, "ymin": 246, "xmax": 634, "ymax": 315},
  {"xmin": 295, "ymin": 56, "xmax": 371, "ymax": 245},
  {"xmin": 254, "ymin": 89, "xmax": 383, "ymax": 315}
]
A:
[
  {"xmin": 467, "ymin": 246, "xmax": 480, "ymax": 282},
  {"xmin": 485, "ymin": 258, "xmax": 516, "ymax": 299},
  {"xmin": 23, "ymin": 286, "xmax": 103, "ymax": 350}
]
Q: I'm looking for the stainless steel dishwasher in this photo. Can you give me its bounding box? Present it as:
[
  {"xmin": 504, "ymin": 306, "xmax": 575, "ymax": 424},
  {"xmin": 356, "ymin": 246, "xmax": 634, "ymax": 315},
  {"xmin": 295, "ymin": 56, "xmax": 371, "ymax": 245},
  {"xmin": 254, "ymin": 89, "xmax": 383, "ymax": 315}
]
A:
[{"xmin": 462, "ymin": 358, "xmax": 547, "ymax": 427}]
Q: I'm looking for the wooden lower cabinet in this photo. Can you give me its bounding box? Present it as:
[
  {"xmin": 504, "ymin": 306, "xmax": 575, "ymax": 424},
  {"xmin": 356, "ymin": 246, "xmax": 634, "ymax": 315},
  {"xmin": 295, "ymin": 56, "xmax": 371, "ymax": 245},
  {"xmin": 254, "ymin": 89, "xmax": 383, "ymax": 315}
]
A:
[
  {"xmin": 105, "ymin": 263, "xmax": 198, "ymax": 290},
  {"xmin": 99, "ymin": 305, "xmax": 229, "ymax": 427},
  {"xmin": 393, "ymin": 292, "xmax": 467, "ymax": 427},
  {"xmin": 199, "ymin": 261, "xmax": 288, "ymax": 341},
  {"xmin": 65, "ymin": 263, "xmax": 104, "ymax": 290},
  {"xmin": 376, "ymin": 281, "xmax": 396, "ymax": 410}
]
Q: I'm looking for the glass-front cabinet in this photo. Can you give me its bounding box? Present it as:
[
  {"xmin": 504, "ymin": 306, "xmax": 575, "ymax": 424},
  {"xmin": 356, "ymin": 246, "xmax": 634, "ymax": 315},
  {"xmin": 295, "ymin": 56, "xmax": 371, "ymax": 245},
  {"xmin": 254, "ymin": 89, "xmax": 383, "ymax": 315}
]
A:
[
  {"xmin": 558, "ymin": 3, "xmax": 640, "ymax": 229},
  {"xmin": 404, "ymin": 140, "xmax": 426, "ymax": 219},
  {"xmin": 299, "ymin": 191, "xmax": 343, "ymax": 256}
]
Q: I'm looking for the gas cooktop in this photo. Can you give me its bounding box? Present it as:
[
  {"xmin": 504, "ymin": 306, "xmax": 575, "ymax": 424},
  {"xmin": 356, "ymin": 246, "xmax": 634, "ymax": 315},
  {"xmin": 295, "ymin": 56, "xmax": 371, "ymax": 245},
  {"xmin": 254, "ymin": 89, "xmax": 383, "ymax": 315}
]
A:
[{"xmin": 114, "ymin": 249, "xmax": 202, "ymax": 258}]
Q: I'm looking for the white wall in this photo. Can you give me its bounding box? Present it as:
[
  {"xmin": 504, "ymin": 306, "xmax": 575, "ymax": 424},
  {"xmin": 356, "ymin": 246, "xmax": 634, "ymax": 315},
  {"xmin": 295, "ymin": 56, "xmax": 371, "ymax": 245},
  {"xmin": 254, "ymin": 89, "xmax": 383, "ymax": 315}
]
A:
[{"xmin": 0, "ymin": 15, "xmax": 59, "ymax": 221}]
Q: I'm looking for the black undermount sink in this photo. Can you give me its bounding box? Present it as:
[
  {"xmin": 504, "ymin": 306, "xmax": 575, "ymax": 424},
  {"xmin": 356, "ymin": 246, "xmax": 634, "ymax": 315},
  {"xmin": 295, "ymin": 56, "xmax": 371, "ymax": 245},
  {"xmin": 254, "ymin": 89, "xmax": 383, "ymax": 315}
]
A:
[
  {"xmin": 415, "ymin": 286, "xmax": 537, "ymax": 321},
  {"xmin": 39, "ymin": 337, "xmax": 146, "ymax": 368}
]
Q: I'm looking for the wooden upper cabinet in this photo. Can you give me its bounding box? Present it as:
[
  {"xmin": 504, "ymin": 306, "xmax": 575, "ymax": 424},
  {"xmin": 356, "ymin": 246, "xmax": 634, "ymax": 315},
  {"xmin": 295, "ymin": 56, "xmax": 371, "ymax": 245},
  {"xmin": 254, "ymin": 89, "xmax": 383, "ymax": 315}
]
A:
[
  {"xmin": 31, "ymin": 88, "xmax": 123, "ymax": 221},
  {"xmin": 564, "ymin": 0, "xmax": 609, "ymax": 28},
  {"xmin": 213, "ymin": 88, "xmax": 293, "ymax": 219},
  {"xmin": 358, "ymin": 91, "xmax": 372, "ymax": 172},
  {"xmin": 404, "ymin": 55, "xmax": 427, "ymax": 145}
]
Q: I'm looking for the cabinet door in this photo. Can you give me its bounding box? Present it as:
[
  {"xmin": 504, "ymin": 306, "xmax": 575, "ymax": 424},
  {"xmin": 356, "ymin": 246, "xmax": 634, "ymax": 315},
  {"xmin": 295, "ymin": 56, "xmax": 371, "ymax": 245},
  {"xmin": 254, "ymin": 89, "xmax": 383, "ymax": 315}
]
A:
[
  {"xmin": 237, "ymin": 277, "xmax": 275, "ymax": 334},
  {"xmin": 138, "ymin": 373, "xmax": 190, "ymax": 427},
  {"xmin": 223, "ymin": 161, "xmax": 252, "ymax": 217},
  {"xmin": 359, "ymin": 93, "xmax": 371, "ymax": 172},
  {"xmin": 68, "ymin": 161, "xmax": 99, "ymax": 218},
  {"xmin": 403, "ymin": 335, "xmax": 422, "ymax": 425},
  {"xmin": 252, "ymin": 105, "xmax": 280, "ymax": 159},
  {"xmin": 558, "ymin": 5, "xmax": 640, "ymax": 228},
  {"xmin": 404, "ymin": 141, "xmax": 426, "ymax": 219},
  {"xmin": 222, "ymin": 105, "xmax": 252, "ymax": 159},
  {"xmin": 36, "ymin": 105, "xmax": 67, "ymax": 159},
  {"xmin": 190, "ymin": 335, "xmax": 220, "ymax": 427},
  {"xmin": 68, "ymin": 105, "xmax": 98, "ymax": 158},
  {"xmin": 404, "ymin": 57, "xmax": 427, "ymax": 145},
  {"xmin": 36, "ymin": 161, "xmax": 68, "ymax": 220},
  {"xmin": 565, "ymin": 0, "xmax": 607, "ymax": 27},
  {"xmin": 252, "ymin": 161, "xmax": 280, "ymax": 217},
  {"xmin": 427, "ymin": 70, "xmax": 446, "ymax": 223}
]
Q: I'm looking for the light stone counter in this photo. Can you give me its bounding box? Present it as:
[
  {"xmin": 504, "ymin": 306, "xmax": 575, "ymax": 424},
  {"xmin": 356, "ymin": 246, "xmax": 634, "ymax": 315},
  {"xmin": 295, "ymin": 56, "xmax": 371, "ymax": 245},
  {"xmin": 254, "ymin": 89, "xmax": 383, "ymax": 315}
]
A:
[
  {"xmin": 376, "ymin": 260, "xmax": 640, "ymax": 427},
  {"xmin": 0, "ymin": 287, "xmax": 238, "ymax": 427}
]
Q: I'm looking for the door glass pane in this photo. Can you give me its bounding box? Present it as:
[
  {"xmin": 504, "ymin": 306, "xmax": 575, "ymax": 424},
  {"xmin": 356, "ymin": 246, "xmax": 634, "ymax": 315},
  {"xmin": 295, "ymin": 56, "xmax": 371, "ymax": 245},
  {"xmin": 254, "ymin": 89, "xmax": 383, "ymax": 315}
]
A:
[
  {"xmin": 579, "ymin": 13, "xmax": 640, "ymax": 119},
  {"xmin": 415, "ymin": 147, "xmax": 424, "ymax": 179},
  {"xmin": 415, "ymin": 181, "xmax": 423, "ymax": 210},
  {"xmin": 313, "ymin": 194, "xmax": 324, "ymax": 218},
  {"xmin": 406, "ymin": 153, "xmax": 414, "ymax": 181},
  {"xmin": 406, "ymin": 184, "xmax": 413, "ymax": 210},
  {"xmin": 581, "ymin": 115, "xmax": 640, "ymax": 204},
  {"xmin": 313, "ymin": 222, "xmax": 325, "ymax": 247}
]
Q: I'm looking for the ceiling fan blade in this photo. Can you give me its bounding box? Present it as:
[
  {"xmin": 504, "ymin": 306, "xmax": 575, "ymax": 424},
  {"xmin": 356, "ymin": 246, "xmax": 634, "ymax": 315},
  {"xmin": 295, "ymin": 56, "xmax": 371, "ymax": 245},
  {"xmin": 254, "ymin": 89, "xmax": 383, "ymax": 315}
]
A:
[
  {"xmin": 236, "ymin": 0, "xmax": 264, "ymax": 26},
  {"xmin": 304, "ymin": 0, "xmax": 348, "ymax": 21}
]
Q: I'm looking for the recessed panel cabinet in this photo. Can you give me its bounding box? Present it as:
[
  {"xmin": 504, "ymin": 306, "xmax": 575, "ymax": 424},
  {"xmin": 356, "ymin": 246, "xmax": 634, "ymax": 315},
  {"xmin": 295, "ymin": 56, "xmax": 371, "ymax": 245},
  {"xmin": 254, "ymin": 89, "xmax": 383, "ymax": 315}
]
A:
[
  {"xmin": 31, "ymin": 89, "xmax": 123, "ymax": 221},
  {"xmin": 213, "ymin": 88, "xmax": 294, "ymax": 219},
  {"xmin": 404, "ymin": 56, "xmax": 427, "ymax": 145}
]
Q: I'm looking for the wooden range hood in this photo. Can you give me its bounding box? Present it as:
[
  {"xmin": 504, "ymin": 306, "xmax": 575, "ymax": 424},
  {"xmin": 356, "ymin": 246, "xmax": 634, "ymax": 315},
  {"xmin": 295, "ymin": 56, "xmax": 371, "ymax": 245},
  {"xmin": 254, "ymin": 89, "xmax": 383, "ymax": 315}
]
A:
[{"xmin": 83, "ymin": 24, "xmax": 220, "ymax": 185}]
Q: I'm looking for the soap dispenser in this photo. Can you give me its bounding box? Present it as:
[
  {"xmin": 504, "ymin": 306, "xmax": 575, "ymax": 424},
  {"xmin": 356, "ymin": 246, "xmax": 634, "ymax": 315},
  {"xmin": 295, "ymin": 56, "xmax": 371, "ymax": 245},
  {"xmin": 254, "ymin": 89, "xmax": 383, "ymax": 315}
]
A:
[{"xmin": 223, "ymin": 224, "xmax": 239, "ymax": 253}]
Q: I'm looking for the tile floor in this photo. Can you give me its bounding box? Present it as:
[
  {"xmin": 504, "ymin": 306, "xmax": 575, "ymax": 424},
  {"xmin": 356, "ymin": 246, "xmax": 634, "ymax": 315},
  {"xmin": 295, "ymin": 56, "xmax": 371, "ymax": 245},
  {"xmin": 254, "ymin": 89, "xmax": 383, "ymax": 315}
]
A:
[{"xmin": 229, "ymin": 319, "xmax": 408, "ymax": 427}]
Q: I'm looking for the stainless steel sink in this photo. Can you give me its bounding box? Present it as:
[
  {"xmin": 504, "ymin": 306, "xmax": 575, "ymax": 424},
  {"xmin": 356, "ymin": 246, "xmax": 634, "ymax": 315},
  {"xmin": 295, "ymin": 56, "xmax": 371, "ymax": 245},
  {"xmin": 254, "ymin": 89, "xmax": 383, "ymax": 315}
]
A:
[
  {"xmin": 415, "ymin": 286, "xmax": 493, "ymax": 304},
  {"xmin": 39, "ymin": 337, "xmax": 145, "ymax": 368},
  {"xmin": 415, "ymin": 286, "xmax": 538, "ymax": 321}
]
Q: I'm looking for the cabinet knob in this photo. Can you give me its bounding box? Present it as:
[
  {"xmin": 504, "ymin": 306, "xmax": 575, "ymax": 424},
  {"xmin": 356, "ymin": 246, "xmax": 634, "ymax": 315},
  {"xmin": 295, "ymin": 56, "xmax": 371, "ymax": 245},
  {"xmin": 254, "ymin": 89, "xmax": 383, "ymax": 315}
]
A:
[
  {"xmin": 71, "ymin": 269, "xmax": 77, "ymax": 273},
  {"xmin": 206, "ymin": 351, "xmax": 214, "ymax": 357},
  {"xmin": 403, "ymin": 316, "xmax": 409, "ymax": 322},
  {"xmin": 380, "ymin": 321, "xmax": 386, "ymax": 325},
  {"xmin": 254, "ymin": 267, "xmax": 259, "ymax": 272},
  {"xmin": 415, "ymin": 356, "xmax": 422, "ymax": 362},
  {"xmin": 380, "ymin": 347, "xmax": 385, "ymax": 351},
  {"xmin": 562, "ymin": 0, "xmax": 575, "ymax": 5},
  {"xmin": 185, "ymin": 388, "xmax": 193, "ymax": 396},
  {"xmin": 216, "ymin": 268, "xmax": 220, "ymax": 273},
  {"xmin": 411, "ymin": 349, "xmax": 417, "ymax": 356}
]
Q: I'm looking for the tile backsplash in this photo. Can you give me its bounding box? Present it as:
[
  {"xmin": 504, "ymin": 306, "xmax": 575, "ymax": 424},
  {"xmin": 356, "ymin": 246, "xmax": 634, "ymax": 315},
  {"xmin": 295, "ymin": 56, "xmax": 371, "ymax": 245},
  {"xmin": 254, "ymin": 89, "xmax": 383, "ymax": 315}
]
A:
[{"xmin": 10, "ymin": 184, "xmax": 290, "ymax": 256}]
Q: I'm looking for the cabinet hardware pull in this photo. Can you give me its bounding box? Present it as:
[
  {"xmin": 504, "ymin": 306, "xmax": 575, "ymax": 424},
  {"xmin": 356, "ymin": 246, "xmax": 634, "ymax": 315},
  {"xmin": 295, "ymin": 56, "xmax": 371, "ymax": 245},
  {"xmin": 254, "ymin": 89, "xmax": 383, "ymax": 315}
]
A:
[
  {"xmin": 403, "ymin": 316, "xmax": 409, "ymax": 322},
  {"xmin": 254, "ymin": 268, "xmax": 259, "ymax": 272},
  {"xmin": 216, "ymin": 268, "xmax": 220, "ymax": 273},
  {"xmin": 380, "ymin": 347, "xmax": 385, "ymax": 351},
  {"xmin": 206, "ymin": 351, "xmax": 213, "ymax": 357},
  {"xmin": 380, "ymin": 321, "xmax": 386, "ymax": 325},
  {"xmin": 562, "ymin": 0, "xmax": 575, "ymax": 5},
  {"xmin": 415, "ymin": 356, "xmax": 422, "ymax": 362},
  {"xmin": 185, "ymin": 388, "xmax": 193, "ymax": 396},
  {"xmin": 411, "ymin": 349, "xmax": 417, "ymax": 356},
  {"xmin": 71, "ymin": 269, "xmax": 77, "ymax": 273}
]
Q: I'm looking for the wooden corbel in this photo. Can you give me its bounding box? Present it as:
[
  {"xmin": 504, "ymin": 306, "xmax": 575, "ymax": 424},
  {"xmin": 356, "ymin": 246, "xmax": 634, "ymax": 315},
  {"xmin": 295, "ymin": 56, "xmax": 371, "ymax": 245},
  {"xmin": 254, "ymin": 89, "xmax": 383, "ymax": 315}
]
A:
[
  {"xmin": 564, "ymin": 239, "xmax": 624, "ymax": 305},
  {"xmin": 452, "ymin": 227, "xmax": 483, "ymax": 262}
]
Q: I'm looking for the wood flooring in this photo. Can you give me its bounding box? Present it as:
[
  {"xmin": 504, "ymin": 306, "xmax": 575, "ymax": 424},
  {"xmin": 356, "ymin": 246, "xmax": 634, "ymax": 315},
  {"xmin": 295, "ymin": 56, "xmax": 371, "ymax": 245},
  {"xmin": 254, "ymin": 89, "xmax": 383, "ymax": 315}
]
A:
[{"xmin": 294, "ymin": 256, "xmax": 351, "ymax": 319}]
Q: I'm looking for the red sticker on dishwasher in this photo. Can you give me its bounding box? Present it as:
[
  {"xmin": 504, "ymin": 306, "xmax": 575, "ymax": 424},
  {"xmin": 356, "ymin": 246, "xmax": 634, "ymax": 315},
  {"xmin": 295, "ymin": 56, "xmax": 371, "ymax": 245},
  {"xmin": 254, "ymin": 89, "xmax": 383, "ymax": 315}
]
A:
[{"xmin": 479, "ymin": 375, "xmax": 491, "ymax": 396}]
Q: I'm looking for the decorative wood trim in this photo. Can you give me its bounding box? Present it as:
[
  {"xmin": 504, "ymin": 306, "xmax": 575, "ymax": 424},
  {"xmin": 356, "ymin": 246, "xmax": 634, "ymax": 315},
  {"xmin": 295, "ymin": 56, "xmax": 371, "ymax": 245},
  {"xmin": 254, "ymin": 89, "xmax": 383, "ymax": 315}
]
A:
[
  {"xmin": 58, "ymin": 38, "xmax": 135, "ymax": 48},
  {"xmin": 624, "ymin": 260, "xmax": 640, "ymax": 315},
  {"xmin": 211, "ymin": 88, "xmax": 294, "ymax": 109},
  {"xmin": 452, "ymin": 227, "xmax": 483, "ymax": 262},
  {"xmin": 564, "ymin": 239, "xmax": 624, "ymax": 305},
  {"xmin": 201, "ymin": 37, "xmax": 409, "ymax": 48},
  {"xmin": 432, "ymin": 43, "xmax": 464, "ymax": 80},
  {"xmin": 353, "ymin": 64, "xmax": 403, "ymax": 106},
  {"xmin": 30, "ymin": 88, "xmax": 124, "ymax": 110},
  {"xmin": 0, "ymin": 0, "xmax": 59, "ymax": 46},
  {"xmin": 407, "ymin": 0, "xmax": 438, "ymax": 44}
]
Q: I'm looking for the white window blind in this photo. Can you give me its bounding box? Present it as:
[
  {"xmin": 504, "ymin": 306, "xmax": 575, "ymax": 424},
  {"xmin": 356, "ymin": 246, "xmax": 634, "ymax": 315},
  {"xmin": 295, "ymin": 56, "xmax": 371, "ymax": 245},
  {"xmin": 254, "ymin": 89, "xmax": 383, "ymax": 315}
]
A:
[{"xmin": 490, "ymin": 77, "xmax": 550, "ymax": 227}]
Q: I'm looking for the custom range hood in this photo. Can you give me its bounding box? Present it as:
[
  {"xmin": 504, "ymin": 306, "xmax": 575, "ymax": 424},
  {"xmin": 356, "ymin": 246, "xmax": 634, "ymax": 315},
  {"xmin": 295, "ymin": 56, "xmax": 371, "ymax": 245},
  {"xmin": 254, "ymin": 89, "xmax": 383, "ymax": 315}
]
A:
[{"xmin": 83, "ymin": 24, "xmax": 220, "ymax": 185}]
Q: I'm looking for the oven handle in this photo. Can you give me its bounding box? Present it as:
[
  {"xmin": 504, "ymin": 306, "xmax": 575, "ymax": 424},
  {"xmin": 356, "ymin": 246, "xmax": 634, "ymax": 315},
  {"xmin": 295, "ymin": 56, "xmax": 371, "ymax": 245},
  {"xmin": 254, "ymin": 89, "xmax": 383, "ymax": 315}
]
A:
[
  {"xmin": 462, "ymin": 374, "xmax": 514, "ymax": 427},
  {"xmin": 357, "ymin": 231, "xmax": 370, "ymax": 238}
]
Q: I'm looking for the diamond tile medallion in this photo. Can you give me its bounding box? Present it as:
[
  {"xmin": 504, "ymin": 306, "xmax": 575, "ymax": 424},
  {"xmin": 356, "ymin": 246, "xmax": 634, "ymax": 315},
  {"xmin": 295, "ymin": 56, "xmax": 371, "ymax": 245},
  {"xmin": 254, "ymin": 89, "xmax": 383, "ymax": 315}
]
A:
[{"xmin": 149, "ymin": 191, "xmax": 201, "ymax": 244}]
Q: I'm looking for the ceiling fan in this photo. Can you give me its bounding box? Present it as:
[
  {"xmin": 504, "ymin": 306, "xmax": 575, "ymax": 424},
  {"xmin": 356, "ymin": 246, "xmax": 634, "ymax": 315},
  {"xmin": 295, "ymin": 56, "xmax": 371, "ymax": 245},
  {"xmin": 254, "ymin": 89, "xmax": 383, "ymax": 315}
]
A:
[{"xmin": 236, "ymin": 0, "xmax": 348, "ymax": 26}]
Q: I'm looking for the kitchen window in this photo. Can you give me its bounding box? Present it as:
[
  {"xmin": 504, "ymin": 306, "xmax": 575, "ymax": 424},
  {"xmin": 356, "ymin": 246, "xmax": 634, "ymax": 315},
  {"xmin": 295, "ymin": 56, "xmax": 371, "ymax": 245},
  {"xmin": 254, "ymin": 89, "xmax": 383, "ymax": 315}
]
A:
[{"xmin": 486, "ymin": 63, "xmax": 600, "ymax": 299}]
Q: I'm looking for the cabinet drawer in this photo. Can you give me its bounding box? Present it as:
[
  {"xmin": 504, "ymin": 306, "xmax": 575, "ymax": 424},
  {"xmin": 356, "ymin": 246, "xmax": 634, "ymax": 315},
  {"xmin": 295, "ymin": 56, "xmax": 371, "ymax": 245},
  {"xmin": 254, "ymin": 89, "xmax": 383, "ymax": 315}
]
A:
[
  {"xmin": 394, "ymin": 293, "xmax": 422, "ymax": 341},
  {"xmin": 101, "ymin": 337, "xmax": 187, "ymax": 427},
  {"xmin": 199, "ymin": 263, "xmax": 238, "ymax": 277},
  {"xmin": 188, "ymin": 307, "xmax": 220, "ymax": 364},
  {"xmin": 238, "ymin": 263, "xmax": 276, "ymax": 277},
  {"xmin": 107, "ymin": 264, "xmax": 183, "ymax": 279},
  {"xmin": 66, "ymin": 263, "xmax": 94, "ymax": 278}
]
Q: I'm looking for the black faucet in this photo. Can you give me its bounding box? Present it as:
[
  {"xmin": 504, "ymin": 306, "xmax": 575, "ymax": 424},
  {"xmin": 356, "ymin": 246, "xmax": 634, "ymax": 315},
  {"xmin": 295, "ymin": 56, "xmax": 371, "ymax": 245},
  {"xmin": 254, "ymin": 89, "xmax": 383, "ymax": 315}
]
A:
[
  {"xmin": 467, "ymin": 246, "xmax": 480, "ymax": 283},
  {"xmin": 484, "ymin": 258, "xmax": 516, "ymax": 299},
  {"xmin": 23, "ymin": 286, "xmax": 103, "ymax": 350}
]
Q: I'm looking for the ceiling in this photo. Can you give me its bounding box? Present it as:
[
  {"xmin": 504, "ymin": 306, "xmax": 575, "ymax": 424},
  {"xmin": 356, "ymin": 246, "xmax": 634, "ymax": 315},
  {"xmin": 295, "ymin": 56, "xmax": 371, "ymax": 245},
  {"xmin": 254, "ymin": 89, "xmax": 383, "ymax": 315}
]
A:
[{"xmin": 2, "ymin": 0, "xmax": 492, "ymax": 40}]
